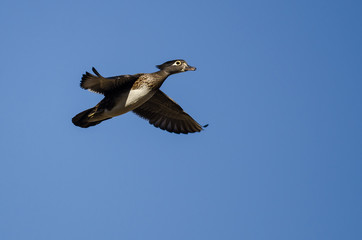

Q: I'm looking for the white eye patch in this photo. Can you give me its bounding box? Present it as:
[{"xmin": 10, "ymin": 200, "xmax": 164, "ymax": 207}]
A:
[{"xmin": 172, "ymin": 61, "xmax": 182, "ymax": 66}]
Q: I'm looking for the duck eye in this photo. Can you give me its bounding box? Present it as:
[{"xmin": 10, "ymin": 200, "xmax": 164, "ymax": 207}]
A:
[{"xmin": 175, "ymin": 61, "xmax": 182, "ymax": 65}]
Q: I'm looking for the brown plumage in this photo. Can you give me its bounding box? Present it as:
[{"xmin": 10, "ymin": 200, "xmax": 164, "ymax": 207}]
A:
[
  {"xmin": 72, "ymin": 59, "xmax": 207, "ymax": 134},
  {"xmin": 133, "ymin": 90, "xmax": 203, "ymax": 134}
]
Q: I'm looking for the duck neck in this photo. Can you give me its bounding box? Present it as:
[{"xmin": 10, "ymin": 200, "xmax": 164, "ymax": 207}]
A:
[
  {"xmin": 155, "ymin": 70, "xmax": 171, "ymax": 79},
  {"xmin": 150, "ymin": 70, "xmax": 171, "ymax": 89}
]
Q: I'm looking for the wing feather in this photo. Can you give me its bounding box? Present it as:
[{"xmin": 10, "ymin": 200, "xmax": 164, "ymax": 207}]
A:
[
  {"xmin": 133, "ymin": 90, "xmax": 204, "ymax": 134},
  {"xmin": 80, "ymin": 67, "xmax": 141, "ymax": 94}
]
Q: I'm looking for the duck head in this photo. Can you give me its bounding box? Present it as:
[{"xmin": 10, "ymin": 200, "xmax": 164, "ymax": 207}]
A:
[{"xmin": 156, "ymin": 59, "xmax": 196, "ymax": 74}]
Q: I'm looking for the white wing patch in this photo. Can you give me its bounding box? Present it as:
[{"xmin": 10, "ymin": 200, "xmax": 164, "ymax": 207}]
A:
[
  {"xmin": 125, "ymin": 87, "xmax": 151, "ymax": 107},
  {"xmin": 104, "ymin": 87, "xmax": 154, "ymax": 117}
]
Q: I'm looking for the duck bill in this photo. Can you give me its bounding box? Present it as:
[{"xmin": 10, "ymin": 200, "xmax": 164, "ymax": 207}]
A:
[{"xmin": 185, "ymin": 65, "xmax": 196, "ymax": 71}]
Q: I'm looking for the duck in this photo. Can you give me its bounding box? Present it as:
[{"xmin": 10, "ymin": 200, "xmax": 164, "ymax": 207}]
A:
[{"xmin": 72, "ymin": 59, "xmax": 207, "ymax": 134}]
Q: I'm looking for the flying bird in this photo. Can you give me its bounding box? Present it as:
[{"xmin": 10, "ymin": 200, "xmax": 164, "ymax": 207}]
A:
[{"xmin": 72, "ymin": 60, "xmax": 207, "ymax": 134}]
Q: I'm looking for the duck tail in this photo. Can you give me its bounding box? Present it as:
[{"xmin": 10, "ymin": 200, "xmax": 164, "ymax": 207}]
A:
[{"xmin": 72, "ymin": 108, "xmax": 104, "ymax": 128}]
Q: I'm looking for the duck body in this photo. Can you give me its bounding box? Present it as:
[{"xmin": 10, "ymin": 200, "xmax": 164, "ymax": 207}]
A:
[
  {"xmin": 105, "ymin": 85, "xmax": 154, "ymax": 118},
  {"xmin": 72, "ymin": 60, "xmax": 206, "ymax": 134},
  {"xmin": 89, "ymin": 74, "xmax": 161, "ymax": 121}
]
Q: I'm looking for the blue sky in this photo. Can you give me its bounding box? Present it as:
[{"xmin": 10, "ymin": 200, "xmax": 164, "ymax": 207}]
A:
[{"xmin": 1, "ymin": 0, "xmax": 361, "ymax": 239}]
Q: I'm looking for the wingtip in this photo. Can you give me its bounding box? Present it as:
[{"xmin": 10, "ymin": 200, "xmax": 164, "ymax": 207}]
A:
[
  {"xmin": 92, "ymin": 67, "xmax": 102, "ymax": 77},
  {"xmin": 203, "ymin": 124, "xmax": 209, "ymax": 128}
]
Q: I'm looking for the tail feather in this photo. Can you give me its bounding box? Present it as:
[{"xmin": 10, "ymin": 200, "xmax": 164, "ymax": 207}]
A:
[{"xmin": 72, "ymin": 108, "xmax": 106, "ymax": 128}]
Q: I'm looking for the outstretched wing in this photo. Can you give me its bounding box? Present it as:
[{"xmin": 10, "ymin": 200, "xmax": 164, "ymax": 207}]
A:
[
  {"xmin": 80, "ymin": 67, "xmax": 142, "ymax": 94},
  {"xmin": 133, "ymin": 90, "xmax": 204, "ymax": 134}
]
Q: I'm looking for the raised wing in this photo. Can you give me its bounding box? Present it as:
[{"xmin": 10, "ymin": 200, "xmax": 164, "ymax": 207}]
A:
[
  {"xmin": 133, "ymin": 90, "xmax": 204, "ymax": 134},
  {"xmin": 80, "ymin": 67, "xmax": 141, "ymax": 94}
]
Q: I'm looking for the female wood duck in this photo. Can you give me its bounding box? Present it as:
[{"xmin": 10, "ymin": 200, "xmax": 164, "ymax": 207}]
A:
[{"xmin": 72, "ymin": 59, "xmax": 207, "ymax": 134}]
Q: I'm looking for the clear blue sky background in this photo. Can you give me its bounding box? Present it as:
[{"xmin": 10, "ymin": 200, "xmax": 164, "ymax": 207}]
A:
[{"xmin": 1, "ymin": 0, "xmax": 361, "ymax": 239}]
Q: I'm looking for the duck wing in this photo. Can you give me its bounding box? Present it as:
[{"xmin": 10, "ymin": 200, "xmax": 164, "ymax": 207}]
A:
[
  {"xmin": 133, "ymin": 90, "xmax": 204, "ymax": 134},
  {"xmin": 80, "ymin": 67, "xmax": 142, "ymax": 95}
]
